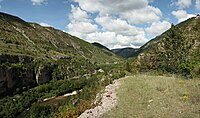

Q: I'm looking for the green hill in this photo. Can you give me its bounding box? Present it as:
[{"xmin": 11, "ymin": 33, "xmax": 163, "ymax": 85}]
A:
[
  {"xmin": 0, "ymin": 12, "xmax": 120, "ymax": 63},
  {"xmin": 135, "ymin": 15, "xmax": 200, "ymax": 77}
]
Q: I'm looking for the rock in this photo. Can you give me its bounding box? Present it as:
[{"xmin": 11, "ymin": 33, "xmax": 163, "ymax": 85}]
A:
[
  {"xmin": 0, "ymin": 65, "xmax": 36, "ymax": 98},
  {"xmin": 36, "ymin": 66, "xmax": 52, "ymax": 85},
  {"xmin": 98, "ymin": 69, "xmax": 104, "ymax": 73},
  {"xmin": 106, "ymin": 94, "xmax": 111, "ymax": 97},
  {"xmin": 148, "ymin": 99, "xmax": 153, "ymax": 103},
  {"xmin": 78, "ymin": 78, "xmax": 122, "ymax": 118}
]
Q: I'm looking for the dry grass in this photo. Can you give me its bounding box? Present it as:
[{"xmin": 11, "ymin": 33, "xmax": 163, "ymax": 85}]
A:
[{"xmin": 102, "ymin": 74, "xmax": 200, "ymax": 118}]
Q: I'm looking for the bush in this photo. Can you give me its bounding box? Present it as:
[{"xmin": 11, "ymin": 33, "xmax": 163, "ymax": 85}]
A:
[{"xmin": 30, "ymin": 104, "xmax": 53, "ymax": 118}]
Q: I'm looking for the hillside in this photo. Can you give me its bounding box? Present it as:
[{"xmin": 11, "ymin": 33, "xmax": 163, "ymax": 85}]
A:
[
  {"xmin": 112, "ymin": 47, "xmax": 139, "ymax": 58},
  {"xmin": 135, "ymin": 15, "xmax": 200, "ymax": 77},
  {"xmin": 92, "ymin": 42, "xmax": 111, "ymax": 52},
  {"xmin": 0, "ymin": 12, "xmax": 121, "ymax": 97},
  {"xmin": 0, "ymin": 12, "xmax": 120, "ymax": 63}
]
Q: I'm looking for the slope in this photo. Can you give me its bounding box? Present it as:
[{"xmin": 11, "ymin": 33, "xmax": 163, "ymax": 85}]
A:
[
  {"xmin": 135, "ymin": 15, "xmax": 200, "ymax": 77},
  {"xmin": 92, "ymin": 42, "xmax": 111, "ymax": 52},
  {"xmin": 0, "ymin": 12, "xmax": 120, "ymax": 63}
]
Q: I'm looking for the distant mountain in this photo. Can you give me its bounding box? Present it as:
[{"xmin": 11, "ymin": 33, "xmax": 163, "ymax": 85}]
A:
[
  {"xmin": 112, "ymin": 48, "xmax": 139, "ymax": 58},
  {"xmin": 0, "ymin": 12, "xmax": 121, "ymax": 97},
  {"xmin": 135, "ymin": 15, "xmax": 200, "ymax": 77}
]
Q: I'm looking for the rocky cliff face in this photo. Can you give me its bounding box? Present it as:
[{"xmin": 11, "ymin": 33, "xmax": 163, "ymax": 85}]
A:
[
  {"xmin": 0, "ymin": 54, "xmax": 57, "ymax": 97},
  {"xmin": 36, "ymin": 66, "xmax": 52, "ymax": 85},
  {"xmin": 0, "ymin": 54, "xmax": 37, "ymax": 97}
]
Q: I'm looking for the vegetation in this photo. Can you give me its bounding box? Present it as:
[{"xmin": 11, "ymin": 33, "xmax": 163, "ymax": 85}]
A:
[
  {"xmin": 0, "ymin": 12, "xmax": 121, "ymax": 64},
  {"xmin": 0, "ymin": 62, "xmax": 127, "ymax": 118},
  {"xmin": 137, "ymin": 16, "xmax": 200, "ymax": 78},
  {"xmin": 0, "ymin": 12, "xmax": 200, "ymax": 118},
  {"xmin": 103, "ymin": 75, "xmax": 200, "ymax": 118}
]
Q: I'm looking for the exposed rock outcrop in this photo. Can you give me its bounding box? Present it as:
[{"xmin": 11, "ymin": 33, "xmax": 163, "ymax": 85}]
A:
[
  {"xmin": 0, "ymin": 65, "xmax": 36, "ymax": 97},
  {"xmin": 0, "ymin": 54, "xmax": 51, "ymax": 97},
  {"xmin": 36, "ymin": 66, "xmax": 52, "ymax": 85}
]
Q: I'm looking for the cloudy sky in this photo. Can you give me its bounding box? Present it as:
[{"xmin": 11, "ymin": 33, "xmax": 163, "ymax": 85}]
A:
[{"xmin": 0, "ymin": 0, "xmax": 199, "ymax": 49}]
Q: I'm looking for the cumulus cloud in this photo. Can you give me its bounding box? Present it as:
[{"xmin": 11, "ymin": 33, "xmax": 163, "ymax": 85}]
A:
[
  {"xmin": 31, "ymin": 0, "xmax": 47, "ymax": 5},
  {"xmin": 39, "ymin": 22, "xmax": 51, "ymax": 27},
  {"xmin": 85, "ymin": 32, "xmax": 147, "ymax": 49},
  {"xmin": 68, "ymin": 22, "xmax": 98, "ymax": 34},
  {"xmin": 121, "ymin": 6, "xmax": 162, "ymax": 24},
  {"xmin": 172, "ymin": 10, "xmax": 196, "ymax": 22},
  {"xmin": 196, "ymin": 0, "xmax": 200, "ymax": 10},
  {"xmin": 69, "ymin": 5, "xmax": 90, "ymax": 22},
  {"xmin": 67, "ymin": 0, "xmax": 164, "ymax": 48},
  {"xmin": 73, "ymin": 0, "xmax": 148, "ymax": 14},
  {"xmin": 145, "ymin": 21, "xmax": 171, "ymax": 36},
  {"xmin": 95, "ymin": 16, "xmax": 144, "ymax": 36},
  {"xmin": 174, "ymin": 0, "xmax": 192, "ymax": 9},
  {"xmin": 67, "ymin": 5, "xmax": 98, "ymax": 35},
  {"xmin": 73, "ymin": 0, "xmax": 162, "ymax": 24}
]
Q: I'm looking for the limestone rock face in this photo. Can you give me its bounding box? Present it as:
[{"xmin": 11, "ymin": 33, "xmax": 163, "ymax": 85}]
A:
[
  {"xmin": 0, "ymin": 54, "xmax": 37, "ymax": 97},
  {"xmin": 0, "ymin": 65, "xmax": 36, "ymax": 97},
  {"xmin": 36, "ymin": 66, "xmax": 52, "ymax": 85}
]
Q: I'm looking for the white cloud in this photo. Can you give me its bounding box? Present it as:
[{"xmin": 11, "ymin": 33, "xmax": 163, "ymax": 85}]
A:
[
  {"xmin": 74, "ymin": 0, "xmax": 162, "ymax": 24},
  {"xmin": 68, "ymin": 22, "xmax": 98, "ymax": 34},
  {"xmin": 67, "ymin": 5, "xmax": 98, "ymax": 34},
  {"xmin": 120, "ymin": 6, "xmax": 162, "ymax": 24},
  {"xmin": 31, "ymin": 0, "xmax": 47, "ymax": 5},
  {"xmin": 146, "ymin": 21, "xmax": 171, "ymax": 36},
  {"xmin": 73, "ymin": 0, "xmax": 148, "ymax": 15},
  {"xmin": 68, "ymin": 0, "xmax": 164, "ymax": 48},
  {"xmin": 95, "ymin": 16, "xmax": 144, "ymax": 36},
  {"xmin": 39, "ymin": 22, "xmax": 51, "ymax": 27},
  {"xmin": 69, "ymin": 5, "xmax": 90, "ymax": 22},
  {"xmin": 172, "ymin": 10, "xmax": 196, "ymax": 22},
  {"xmin": 196, "ymin": 0, "xmax": 200, "ymax": 10},
  {"xmin": 175, "ymin": 0, "xmax": 192, "ymax": 9},
  {"xmin": 85, "ymin": 32, "xmax": 147, "ymax": 49}
]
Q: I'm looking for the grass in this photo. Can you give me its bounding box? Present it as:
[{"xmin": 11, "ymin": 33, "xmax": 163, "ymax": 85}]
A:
[{"xmin": 102, "ymin": 74, "xmax": 200, "ymax": 118}]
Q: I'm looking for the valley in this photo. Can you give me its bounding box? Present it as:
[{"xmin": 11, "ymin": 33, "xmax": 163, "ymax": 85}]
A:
[{"xmin": 0, "ymin": 11, "xmax": 199, "ymax": 118}]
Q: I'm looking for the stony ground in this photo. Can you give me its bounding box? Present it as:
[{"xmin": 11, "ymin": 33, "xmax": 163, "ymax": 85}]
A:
[{"xmin": 78, "ymin": 77, "xmax": 125, "ymax": 118}]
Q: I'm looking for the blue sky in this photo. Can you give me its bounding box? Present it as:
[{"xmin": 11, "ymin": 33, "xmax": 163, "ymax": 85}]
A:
[{"xmin": 0, "ymin": 0, "xmax": 199, "ymax": 49}]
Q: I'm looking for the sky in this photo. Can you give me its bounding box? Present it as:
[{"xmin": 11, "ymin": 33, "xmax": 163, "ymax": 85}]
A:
[{"xmin": 0, "ymin": 0, "xmax": 199, "ymax": 49}]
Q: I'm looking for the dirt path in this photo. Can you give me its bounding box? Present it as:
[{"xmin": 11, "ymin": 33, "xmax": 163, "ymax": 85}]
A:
[{"xmin": 78, "ymin": 77, "xmax": 126, "ymax": 118}]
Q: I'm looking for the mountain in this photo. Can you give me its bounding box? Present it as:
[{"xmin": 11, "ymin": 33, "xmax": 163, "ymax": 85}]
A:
[
  {"xmin": 92, "ymin": 42, "xmax": 111, "ymax": 51},
  {"xmin": 0, "ymin": 12, "xmax": 121, "ymax": 97},
  {"xmin": 136, "ymin": 15, "xmax": 200, "ymax": 77},
  {"xmin": 0, "ymin": 12, "xmax": 120, "ymax": 63},
  {"xmin": 112, "ymin": 47, "xmax": 139, "ymax": 58}
]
